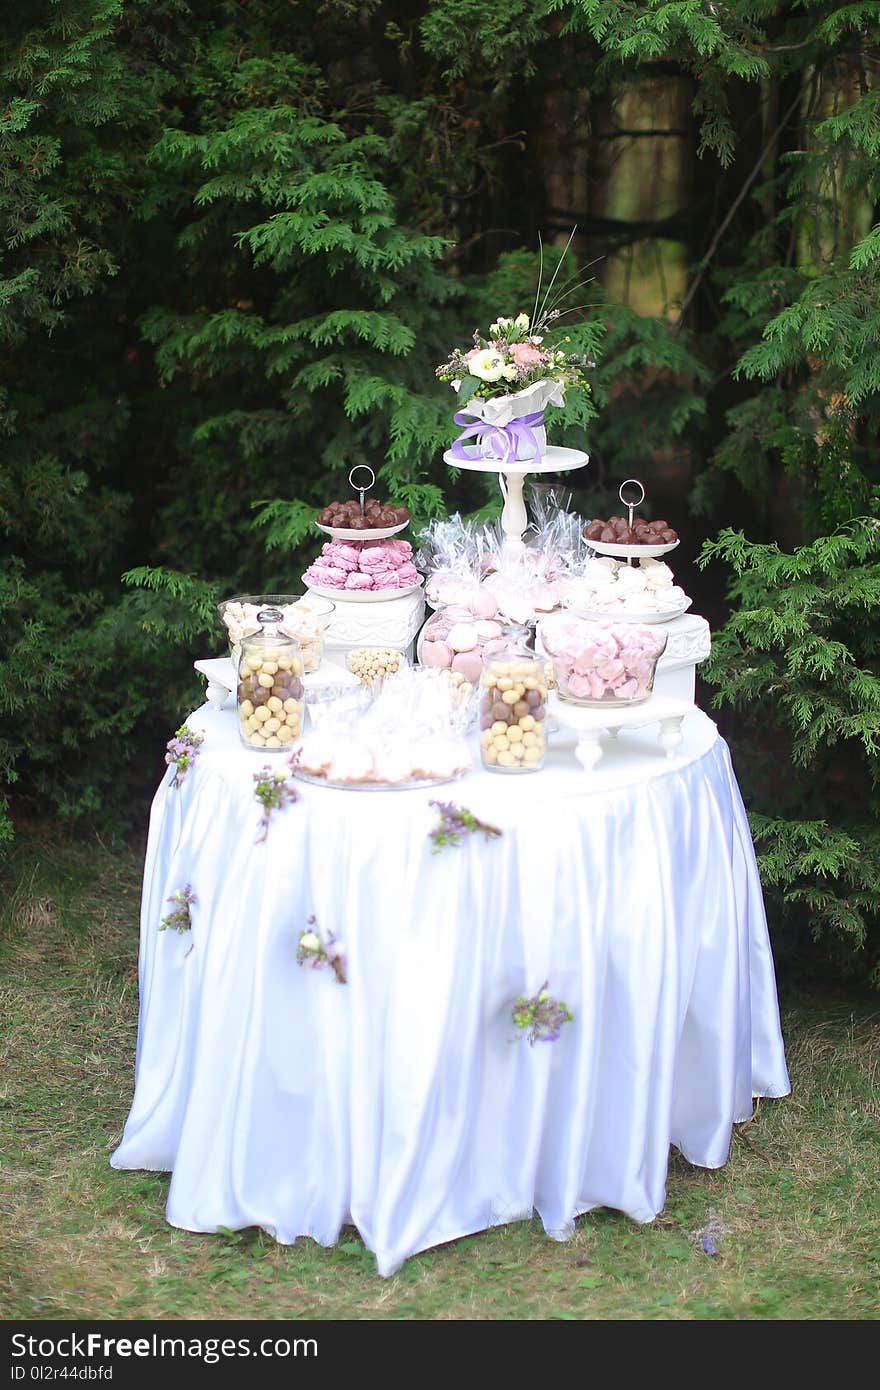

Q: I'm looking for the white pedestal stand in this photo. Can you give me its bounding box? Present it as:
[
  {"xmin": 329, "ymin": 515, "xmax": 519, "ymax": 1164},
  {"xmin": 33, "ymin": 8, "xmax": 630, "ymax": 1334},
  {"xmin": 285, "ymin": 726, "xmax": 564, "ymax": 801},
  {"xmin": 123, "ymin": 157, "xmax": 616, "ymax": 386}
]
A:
[
  {"xmin": 550, "ymin": 692, "xmax": 696, "ymax": 772},
  {"xmin": 443, "ymin": 443, "xmax": 588, "ymax": 564}
]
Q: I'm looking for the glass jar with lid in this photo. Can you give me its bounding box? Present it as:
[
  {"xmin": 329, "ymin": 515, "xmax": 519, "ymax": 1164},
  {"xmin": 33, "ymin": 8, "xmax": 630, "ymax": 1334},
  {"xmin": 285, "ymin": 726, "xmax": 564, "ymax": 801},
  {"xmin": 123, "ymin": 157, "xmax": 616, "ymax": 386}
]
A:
[
  {"xmin": 236, "ymin": 608, "xmax": 305, "ymax": 751},
  {"xmin": 478, "ymin": 644, "xmax": 547, "ymax": 773}
]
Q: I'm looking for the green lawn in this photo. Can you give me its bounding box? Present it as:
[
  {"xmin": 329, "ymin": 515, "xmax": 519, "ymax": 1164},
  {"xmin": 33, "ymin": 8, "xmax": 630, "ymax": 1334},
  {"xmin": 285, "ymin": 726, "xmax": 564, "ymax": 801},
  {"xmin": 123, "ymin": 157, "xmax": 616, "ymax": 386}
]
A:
[{"xmin": 1, "ymin": 828, "xmax": 878, "ymax": 1321}]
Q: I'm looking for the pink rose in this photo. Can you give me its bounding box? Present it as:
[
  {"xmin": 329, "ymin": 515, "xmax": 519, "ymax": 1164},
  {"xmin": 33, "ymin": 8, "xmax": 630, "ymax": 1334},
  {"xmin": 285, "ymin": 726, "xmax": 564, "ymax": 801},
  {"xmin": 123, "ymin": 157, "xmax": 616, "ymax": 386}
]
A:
[{"xmin": 510, "ymin": 342, "xmax": 544, "ymax": 368}]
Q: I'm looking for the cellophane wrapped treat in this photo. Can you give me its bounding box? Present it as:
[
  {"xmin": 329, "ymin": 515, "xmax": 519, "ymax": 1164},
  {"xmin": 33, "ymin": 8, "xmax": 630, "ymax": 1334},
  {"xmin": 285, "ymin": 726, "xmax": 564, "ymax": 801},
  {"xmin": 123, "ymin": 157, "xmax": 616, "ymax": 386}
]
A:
[
  {"xmin": 538, "ymin": 613, "xmax": 667, "ymax": 705},
  {"xmin": 479, "ymin": 494, "xmax": 590, "ymax": 622},
  {"xmin": 294, "ymin": 667, "xmax": 475, "ymax": 787},
  {"xmin": 415, "ymin": 514, "xmax": 487, "ymax": 609}
]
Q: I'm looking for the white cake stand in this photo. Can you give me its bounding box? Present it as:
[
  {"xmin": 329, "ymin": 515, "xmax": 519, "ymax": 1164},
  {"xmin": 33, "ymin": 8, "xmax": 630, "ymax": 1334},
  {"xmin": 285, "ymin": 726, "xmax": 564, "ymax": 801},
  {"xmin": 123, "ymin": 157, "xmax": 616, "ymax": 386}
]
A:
[{"xmin": 443, "ymin": 443, "xmax": 589, "ymax": 562}]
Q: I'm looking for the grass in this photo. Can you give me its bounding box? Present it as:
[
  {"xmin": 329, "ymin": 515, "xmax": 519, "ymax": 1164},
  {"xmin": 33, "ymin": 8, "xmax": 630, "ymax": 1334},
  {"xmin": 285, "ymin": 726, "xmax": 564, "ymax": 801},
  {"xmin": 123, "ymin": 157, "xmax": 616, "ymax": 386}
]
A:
[{"xmin": 1, "ymin": 825, "xmax": 878, "ymax": 1321}]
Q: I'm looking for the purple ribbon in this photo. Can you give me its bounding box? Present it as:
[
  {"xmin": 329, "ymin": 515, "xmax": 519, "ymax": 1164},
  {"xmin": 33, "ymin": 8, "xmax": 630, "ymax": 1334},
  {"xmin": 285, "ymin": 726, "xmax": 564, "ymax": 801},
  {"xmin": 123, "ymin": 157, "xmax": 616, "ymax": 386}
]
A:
[{"xmin": 449, "ymin": 409, "xmax": 544, "ymax": 467}]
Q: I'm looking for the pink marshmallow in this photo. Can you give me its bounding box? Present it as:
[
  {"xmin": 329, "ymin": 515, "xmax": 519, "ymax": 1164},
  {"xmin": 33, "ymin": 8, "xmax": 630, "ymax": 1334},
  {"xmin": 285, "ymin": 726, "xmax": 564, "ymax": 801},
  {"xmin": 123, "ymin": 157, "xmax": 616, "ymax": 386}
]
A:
[
  {"xmin": 421, "ymin": 640, "xmax": 453, "ymax": 669},
  {"xmin": 451, "ymin": 649, "xmax": 484, "ymax": 684},
  {"xmin": 359, "ymin": 546, "xmax": 395, "ymax": 570},
  {"xmin": 304, "ymin": 565, "xmax": 346, "ymax": 589},
  {"xmin": 322, "ymin": 542, "xmax": 360, "ymax": 572},
  {"xmin": 344, "ymin": 572, "xmax": 374, "ymax": 590}
]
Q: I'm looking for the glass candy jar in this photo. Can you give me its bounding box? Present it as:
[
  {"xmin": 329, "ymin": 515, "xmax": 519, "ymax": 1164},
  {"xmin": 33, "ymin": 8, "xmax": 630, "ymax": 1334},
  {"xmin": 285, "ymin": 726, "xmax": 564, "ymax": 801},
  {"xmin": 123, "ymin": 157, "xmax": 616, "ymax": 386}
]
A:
[
  {"xmin": 539, "ymin": 614, "xmax": 667, "ymax": 707},
  {"xmin": 237, "ymin": 609, "xmax": 305, "ymax": 751},
  {"xmin": 479, "ymin": 646, "xmax": 547, "ymax": 773}
]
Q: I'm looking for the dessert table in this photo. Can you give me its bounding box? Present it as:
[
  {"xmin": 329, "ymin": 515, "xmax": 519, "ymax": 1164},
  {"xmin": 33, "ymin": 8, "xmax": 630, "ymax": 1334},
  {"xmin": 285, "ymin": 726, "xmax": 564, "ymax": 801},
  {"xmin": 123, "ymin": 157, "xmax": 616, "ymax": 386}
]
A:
[{"xmin": 112, "ymin": 697, "xmax": 790, "ymax": 1276}]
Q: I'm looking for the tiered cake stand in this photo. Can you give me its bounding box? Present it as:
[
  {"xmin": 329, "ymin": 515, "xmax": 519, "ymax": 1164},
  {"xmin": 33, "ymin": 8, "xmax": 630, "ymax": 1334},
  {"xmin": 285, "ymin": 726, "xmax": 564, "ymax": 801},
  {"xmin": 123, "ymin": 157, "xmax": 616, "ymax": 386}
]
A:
[{"xmin": 443, "ymin": 443, "xmax": 589, "ymax": 563}]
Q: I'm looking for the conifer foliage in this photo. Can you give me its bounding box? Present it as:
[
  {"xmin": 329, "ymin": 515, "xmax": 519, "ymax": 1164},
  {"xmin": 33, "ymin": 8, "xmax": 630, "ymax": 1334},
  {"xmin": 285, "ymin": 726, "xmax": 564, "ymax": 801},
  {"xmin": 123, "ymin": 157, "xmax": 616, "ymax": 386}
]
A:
[{"xmin": 1, "ymin": 1, "xmax": 879, "ymax": 987}]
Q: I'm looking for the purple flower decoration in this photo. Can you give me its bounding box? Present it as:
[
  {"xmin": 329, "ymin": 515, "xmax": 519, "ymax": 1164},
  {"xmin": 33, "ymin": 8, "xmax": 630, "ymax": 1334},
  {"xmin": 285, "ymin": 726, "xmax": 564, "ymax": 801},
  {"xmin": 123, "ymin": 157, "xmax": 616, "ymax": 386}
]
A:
[
  {"xmin": 253, "ymin": 765, "xmax": 299, "ymax": 843},
  {"xmin": 159, "ymin": 884, "xmax": 196, "ymax": 935},
  {"xmin": 511, "ymin": 981, "xmax": 573, "ymax": 1046},
  {"xmin": 165, "ymin": 724, "xmax": 205, "ymax": 787},
  {"xmin": 428, "ymin": 801, "xmax": 502, "ymax": 852},
  {"xmin": 690, "ymin": 1211, "xmax": 731, "ymax": 1256},
  {"xmin": 296, "ymin": 917, "xmax": 346, "ymax": 984}
]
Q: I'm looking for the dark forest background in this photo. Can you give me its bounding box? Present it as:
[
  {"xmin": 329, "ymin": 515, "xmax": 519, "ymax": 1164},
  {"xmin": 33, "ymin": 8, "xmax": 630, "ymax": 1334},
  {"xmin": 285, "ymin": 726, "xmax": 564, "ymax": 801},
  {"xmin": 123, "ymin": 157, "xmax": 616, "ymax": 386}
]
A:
[{"xmin": 1, "ymin": 0, "xmax": 879, "ymax": 990}]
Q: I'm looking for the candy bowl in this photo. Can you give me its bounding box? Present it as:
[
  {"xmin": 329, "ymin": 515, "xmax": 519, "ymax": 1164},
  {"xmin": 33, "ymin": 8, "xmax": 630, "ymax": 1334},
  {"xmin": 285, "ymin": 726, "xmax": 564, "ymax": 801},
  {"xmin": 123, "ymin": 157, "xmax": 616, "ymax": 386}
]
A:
[
  {"xmin": 538, "ymin": 614, "xmax": 667, "ymax": 707},
  {"xmin": 418, "ymin": 606, "xmax": 504, "ymax": 684},
  {"xmin": 218, "ymin": 593, "xmax": 335, "ymax": 673},
  {"xmin": 346, "ymin": 647, "xmax": 408, "ymax": 689}
]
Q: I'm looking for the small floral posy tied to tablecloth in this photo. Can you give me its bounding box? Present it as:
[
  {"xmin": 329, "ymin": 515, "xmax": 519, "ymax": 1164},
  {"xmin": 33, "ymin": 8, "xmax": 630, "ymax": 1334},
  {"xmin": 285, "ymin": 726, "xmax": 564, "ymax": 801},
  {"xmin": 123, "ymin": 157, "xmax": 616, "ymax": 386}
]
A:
[{"xmin": 111, "ymin": 698, "xmax": 790, "ymax": 1277}]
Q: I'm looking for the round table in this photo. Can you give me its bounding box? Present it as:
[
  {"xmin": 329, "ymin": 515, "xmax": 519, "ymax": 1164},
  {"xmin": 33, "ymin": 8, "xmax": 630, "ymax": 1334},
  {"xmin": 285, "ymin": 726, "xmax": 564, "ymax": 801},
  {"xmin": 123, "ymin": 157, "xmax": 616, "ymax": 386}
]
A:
[{"xmin": 112, "ymin": 699, "xmax": 790, "ymax": 1276}]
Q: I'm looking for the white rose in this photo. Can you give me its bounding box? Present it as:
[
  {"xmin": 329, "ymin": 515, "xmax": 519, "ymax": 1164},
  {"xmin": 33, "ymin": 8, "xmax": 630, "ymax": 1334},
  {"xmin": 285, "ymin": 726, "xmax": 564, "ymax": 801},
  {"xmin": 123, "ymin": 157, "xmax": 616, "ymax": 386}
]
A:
[
  {"xmin": 514, "ymin": 312, "xmax": 530, "ymax": 330},
  {"xmin": 299, "ymin": 931, "xmax": 320, "ymax": 951},
  {"xmin": 469, "ymin": 349, "xmax": 506, "ymax": 382}
]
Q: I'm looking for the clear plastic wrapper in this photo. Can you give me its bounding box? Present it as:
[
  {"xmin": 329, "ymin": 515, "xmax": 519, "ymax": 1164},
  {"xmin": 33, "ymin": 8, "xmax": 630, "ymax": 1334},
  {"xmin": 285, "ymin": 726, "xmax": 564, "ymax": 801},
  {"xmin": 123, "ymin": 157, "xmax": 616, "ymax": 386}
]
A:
[
  {"xmin": 294, "ymin": 666, "xmax": 475, "ymax": 787},
  {"xmin": 415, "ymin": 515, "xmax": 486, "ymax": 608}
]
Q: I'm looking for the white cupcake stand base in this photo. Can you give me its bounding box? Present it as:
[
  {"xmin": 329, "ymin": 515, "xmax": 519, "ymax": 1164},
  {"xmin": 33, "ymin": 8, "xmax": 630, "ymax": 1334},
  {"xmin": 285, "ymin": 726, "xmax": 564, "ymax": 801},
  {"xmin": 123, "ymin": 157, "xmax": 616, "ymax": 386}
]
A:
[{"xmin": 550, "ymin": 692, "xmax": 694, "ymax": 772}]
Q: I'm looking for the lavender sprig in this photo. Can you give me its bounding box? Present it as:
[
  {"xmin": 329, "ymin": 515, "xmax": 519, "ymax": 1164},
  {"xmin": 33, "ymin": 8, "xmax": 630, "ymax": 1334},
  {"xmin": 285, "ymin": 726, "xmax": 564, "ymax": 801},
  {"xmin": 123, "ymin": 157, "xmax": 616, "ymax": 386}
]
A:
[
  {"xmin": 253, "ymin": 765, "xmax": 299, "ymax": 843},
  {"xmin": 165, "ymin": 724, "xmax": 205, "ymax": 787},
  {"xmin": 428, "ymin": 801, "xmax": 502, "ymax": 853},
  {"xmin": 689, "ymin": 1211, "xmax": 731, "ymax": 1257},
  {"xmin": 511, "ymin": 981, "xmax": 573, "ymax": 1046},
  {"xmin": 159, "ymin": 884, "xmax": 196, "ymax": 935},
  {"xmin": 296, "ymin": 917, "xmax": 346, "ymax": 984}
]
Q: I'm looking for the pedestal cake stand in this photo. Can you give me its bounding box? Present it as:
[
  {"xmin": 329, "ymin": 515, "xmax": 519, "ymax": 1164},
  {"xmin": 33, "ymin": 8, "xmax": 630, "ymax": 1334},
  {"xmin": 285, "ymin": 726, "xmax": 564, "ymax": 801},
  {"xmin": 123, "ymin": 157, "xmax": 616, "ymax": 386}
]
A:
[{"xmin": 443, "ymin": 443, "xmax": 589, "ymax": 563}]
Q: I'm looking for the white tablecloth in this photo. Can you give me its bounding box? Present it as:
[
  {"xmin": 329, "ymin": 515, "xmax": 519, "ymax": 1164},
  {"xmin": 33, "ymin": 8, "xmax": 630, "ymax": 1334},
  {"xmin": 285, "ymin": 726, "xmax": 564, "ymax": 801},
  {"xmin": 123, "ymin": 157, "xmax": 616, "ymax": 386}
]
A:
[{"xmin": 112, "ymin": 700, "xmax": 790, "ymax": 1275}]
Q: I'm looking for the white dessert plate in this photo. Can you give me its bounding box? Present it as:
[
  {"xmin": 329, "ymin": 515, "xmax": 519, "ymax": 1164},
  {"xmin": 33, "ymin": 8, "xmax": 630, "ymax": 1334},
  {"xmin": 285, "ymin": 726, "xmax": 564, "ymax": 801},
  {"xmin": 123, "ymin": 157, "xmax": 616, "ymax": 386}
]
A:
[
  {"xmin": 315, "ymin": 520, "xmax": 409, "ymax": 541},
  {"xmin": 563, "ymin": 596, "xmax": 692, "ymax": 625},
  {"xmin": 305, "ymin": 581, "xmax": 424, "ymax": 604},
  {"xmin": 291, "ymin": 768, "xmax": 467, "ymax": 792},
  {"xmin": 444, "ymin": 444, "xmax": 588, "ymax": 476},
  {"xmin": 584, "ymin": 538, "xmax": 680, "ymax": 559}
]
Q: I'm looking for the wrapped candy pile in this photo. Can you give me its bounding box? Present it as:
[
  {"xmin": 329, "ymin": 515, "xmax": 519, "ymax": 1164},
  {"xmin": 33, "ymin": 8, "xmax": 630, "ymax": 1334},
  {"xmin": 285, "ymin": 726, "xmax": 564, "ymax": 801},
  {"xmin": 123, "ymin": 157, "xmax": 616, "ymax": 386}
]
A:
[
  {"xmin": 565, "ymin": 556, "xmax": 690, "ymax": 619},
  {"xmin": 539, "ymin": 614, "xmax": 667, "ymax": 705},
  {"xmin": 418, "ymin": 509, "xmax": 584, "ymax": 625},
  {"xmin": 303, "ymin": 538, "xmax": 420, "ymax": 593}
]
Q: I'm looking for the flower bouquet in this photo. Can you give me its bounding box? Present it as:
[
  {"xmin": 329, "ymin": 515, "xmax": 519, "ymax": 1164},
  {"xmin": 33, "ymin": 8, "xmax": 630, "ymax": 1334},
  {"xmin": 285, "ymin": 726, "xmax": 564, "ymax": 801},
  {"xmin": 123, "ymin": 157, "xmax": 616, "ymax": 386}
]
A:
[{"xmin": 437, "ymin": 249, "xmax": 593, "ymax": 467}]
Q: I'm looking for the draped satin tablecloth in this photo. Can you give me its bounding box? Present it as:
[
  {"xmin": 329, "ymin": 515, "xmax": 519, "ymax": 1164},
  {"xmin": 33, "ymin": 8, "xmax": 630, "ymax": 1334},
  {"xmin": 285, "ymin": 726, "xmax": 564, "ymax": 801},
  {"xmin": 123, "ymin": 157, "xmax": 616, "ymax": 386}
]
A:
[{"xmin": 112, "ymin": 700, "xmax": 790, "ymax": 1275}]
